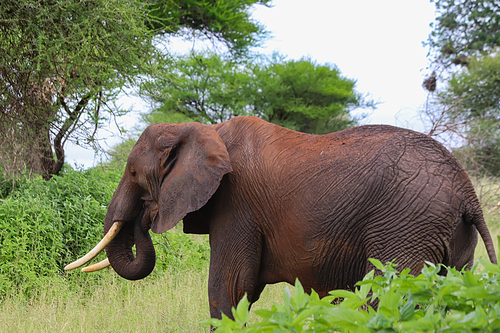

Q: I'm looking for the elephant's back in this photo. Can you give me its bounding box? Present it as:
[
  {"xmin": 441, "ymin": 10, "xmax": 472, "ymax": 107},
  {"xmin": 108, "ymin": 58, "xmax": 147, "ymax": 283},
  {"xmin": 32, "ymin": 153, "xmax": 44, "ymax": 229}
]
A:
[
  {"xmin": 219, "ymin": 117, "xmax": 471, "ymax": 211},
  {"xmin": 327, "ymin": 124, "xmax": 451, "ymax": 156}
]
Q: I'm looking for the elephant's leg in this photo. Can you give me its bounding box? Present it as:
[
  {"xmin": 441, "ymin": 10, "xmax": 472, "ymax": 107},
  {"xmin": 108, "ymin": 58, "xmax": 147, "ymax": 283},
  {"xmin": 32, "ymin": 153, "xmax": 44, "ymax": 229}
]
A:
[
  {"xmin": 207, "ymin": 227, "xmax": 263, "ymax": 319},
  {"xmin": 446, "ymin": 218, "xmax": 478, "ymax": 271}
]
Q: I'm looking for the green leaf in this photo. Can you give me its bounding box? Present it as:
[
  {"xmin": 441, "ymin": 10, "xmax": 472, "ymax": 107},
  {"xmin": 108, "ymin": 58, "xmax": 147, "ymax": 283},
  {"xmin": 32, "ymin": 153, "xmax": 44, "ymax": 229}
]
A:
[
  {"xmin": 369, "ymin": 258, "xmax": 385, "ymax": 271},
  {"xmin": 463, "ymin": 270, "xmax": 478, "ymax": 287},
  {"xmin": 400, "ymin": 293, "xmax": 415, "ymax": 321},
  {"xmin": 292, "ymin": 306, "xmax": 320, "ymax": 327},
  {"xmin": 232, "ymin": 294, "xmax": 250, "ymax": 325},
  {"xmin": 357, "ymin": 270, "xmax": 375, "ymax": 299},
  {"xmin": 329, "ymin": 289, "xmax": 362, "ymax": 301}
]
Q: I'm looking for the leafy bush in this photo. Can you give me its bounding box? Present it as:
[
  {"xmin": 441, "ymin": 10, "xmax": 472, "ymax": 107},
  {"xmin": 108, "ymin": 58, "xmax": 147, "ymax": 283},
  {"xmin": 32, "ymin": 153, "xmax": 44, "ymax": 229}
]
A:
[
  {"xmin": 207, "ymin": 256, "xmax": 500, "ymax": 332},
  {"xmin": 0, "ymin": 165, "xmax": 122, "ymax": 298},
  {"xmin": 0, "ymin": 164, "xmax": 212, "ymax": 299},
  {"xmin": 152, "ymin": 230, "xmax": 210, "ymax": 274}
]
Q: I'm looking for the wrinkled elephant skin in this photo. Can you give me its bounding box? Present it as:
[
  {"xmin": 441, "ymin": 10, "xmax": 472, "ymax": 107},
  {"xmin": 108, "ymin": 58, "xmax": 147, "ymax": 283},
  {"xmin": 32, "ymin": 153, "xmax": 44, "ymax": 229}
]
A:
[{"xmin": 99, "ymin": 116, "xmax": 496, "ymax": 319}]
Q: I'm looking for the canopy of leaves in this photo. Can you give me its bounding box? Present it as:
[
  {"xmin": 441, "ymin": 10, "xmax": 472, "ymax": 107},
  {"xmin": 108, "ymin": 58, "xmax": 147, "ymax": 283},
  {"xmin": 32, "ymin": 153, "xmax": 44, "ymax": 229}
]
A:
[
  {"xmin": 141, "ymin": 52, "xmax": 254, "ymax": 125},
  {"xmin": 437, "ymin": 54, "xmax": 500, "ymax": 176},
  {"xmin": 255, "ymin": 56, "xmax": 375, "ymax": 134},
  {"xmin": 0, "ymin": 0, "xmax": 156, "ymax": 179},
  {"xmin": 427, "ymin": 0, "xmax": 500, "ymax": 67},
  {"xmin": 140, "ymin": 52, "xmax": 374, "ymax": 134},
  {"xmin": 447, "ymin": 55, "xmax": 500, "ymax": 117},
  {"xmin": 147, "ymin": 0, "xmax": 271, "ymax": 55}
]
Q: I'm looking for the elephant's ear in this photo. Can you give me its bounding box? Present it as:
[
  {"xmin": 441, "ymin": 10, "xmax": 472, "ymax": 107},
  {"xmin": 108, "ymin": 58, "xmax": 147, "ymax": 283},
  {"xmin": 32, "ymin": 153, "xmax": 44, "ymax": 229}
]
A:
[{"xmin": 152, "ymin": 123, "xmax": 232, "ymax": 234}]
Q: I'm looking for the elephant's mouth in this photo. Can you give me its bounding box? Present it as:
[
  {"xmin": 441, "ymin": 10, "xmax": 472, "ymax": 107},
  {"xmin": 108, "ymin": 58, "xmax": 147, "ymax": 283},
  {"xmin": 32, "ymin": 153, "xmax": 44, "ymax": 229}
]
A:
[
  {"xmin": 141, "ymin": 200, "xmax": 158, "ymax": 231},
  {"xmin": 64, "ymin": 201, "xmax": 158, "ymax": 276}
]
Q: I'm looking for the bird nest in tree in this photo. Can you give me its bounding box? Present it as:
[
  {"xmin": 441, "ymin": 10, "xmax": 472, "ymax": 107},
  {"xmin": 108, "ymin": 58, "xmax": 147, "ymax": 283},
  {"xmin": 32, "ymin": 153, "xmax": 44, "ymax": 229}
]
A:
[{"xmin": 423, "ymin": 74, "xmax": 436, "ymax": 92}]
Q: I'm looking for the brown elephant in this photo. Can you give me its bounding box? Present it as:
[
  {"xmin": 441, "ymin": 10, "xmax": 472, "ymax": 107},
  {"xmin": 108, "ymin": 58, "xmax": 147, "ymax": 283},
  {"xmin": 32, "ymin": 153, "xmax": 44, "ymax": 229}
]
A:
[{"xmin": 66, "ymin": 116, "xmax": 497, "ymax": 319}]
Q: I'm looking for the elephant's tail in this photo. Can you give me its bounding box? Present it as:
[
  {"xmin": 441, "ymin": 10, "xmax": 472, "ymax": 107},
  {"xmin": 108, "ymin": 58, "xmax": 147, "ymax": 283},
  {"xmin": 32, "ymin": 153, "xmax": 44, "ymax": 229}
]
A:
[{"xmin": 468, "ymin": 209, "xmax": 497, "ymax": 265}]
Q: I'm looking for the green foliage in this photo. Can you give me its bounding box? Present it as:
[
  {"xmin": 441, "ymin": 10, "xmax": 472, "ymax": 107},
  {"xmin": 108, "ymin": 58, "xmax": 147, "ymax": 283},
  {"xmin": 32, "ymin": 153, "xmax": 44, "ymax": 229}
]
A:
[
  {"xmin": 207, "ymin": 258, "xmax": 500, "ymax": 332},
  {"xmin": 432, "ymin": 54, "xmax": 500, "ymax": 176},
  {"xmin": 1, "ymin": 0, "xmax": 154, "ymax": 84},
  {"xmin": 141, "ymin": 52, "xmax": 254, "ymax": 125},
  {"xmin": 0, "ymin": 0, "xmax": 156, "ymax": 179},
  {"xmin": 447, "ymin": 55, "xmax": 500, "ymax": 116},
  {"xmin": 147, "ymin": 0, "xmax": 271, "ymax": 55},
  {"xmin": 141, "ymin": 52, "xmax": 375, "ymax": 134},
  {"xmin": 152, "ymin": 229, "xmax": 210, "ymax": 274},
  {"xmin": 0, "ymin": 165, "xmax": 122, "ymax": 298},
  {"xmin": 255, "ymin": 55, "xmax": 375, "ymax": 134},
  {"xmin": 427, "ymin": 0, "xmax": 500, "ymax": 67}
]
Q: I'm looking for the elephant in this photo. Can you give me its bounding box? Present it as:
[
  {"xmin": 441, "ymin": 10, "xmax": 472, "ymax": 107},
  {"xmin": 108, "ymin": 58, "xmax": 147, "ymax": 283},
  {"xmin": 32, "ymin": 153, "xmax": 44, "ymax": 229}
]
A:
[{"xmin": 66, "ymin": 116, "xmax": 497, "ymax": 319}]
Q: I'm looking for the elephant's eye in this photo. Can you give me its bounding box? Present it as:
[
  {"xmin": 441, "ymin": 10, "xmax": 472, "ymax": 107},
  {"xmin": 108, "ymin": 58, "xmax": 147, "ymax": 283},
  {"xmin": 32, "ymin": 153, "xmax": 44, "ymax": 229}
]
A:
[{"xmin": 130, "ymin": 170, "xmax": 137, "ymax": 177}]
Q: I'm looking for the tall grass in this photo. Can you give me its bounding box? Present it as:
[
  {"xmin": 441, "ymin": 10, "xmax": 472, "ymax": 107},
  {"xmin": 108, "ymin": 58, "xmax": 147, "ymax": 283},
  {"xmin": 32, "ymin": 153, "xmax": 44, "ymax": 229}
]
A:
[
  {"xmin": 0, "ymin": 270, "xmax": 209, "ymax": 332},
  {"xmin": 0, "ymin": 267, "xmax": 289, "ymax": 332}
]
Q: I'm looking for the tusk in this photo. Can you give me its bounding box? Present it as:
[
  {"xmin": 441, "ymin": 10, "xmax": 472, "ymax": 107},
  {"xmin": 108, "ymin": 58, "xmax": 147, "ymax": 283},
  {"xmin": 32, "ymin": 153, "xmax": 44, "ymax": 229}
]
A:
[
  {"xmin": 64, "ymin": 221, "xmax": 124, "ymax": 271},
  {"xmin": 82, "ymin": 258, "xmax": 111, "ymax": 272}
]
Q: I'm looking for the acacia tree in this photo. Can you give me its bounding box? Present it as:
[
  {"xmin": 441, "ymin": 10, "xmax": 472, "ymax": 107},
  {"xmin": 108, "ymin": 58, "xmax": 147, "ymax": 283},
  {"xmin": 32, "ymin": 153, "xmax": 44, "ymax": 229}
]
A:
[
  {"xmin": 140, "ymin": 52, "xmax": 374, "ymax": 134},
  {"xmin": 427, "ymin": 0, "xmax": 500, "ymax": 68},
  {"xmin": 0, "ymin": 0, "xmax": 270, "ymax": 180},
  {"xmin": 423, "ymin": 0, "xmax": 500, "ymax": 178},
  {"xmin": 0, "ymin": 0, "xmax": 156, "ymax": 180},
  {"xmin": 148, "ymin": 0, "xmax": 271, "ymax": 55}
]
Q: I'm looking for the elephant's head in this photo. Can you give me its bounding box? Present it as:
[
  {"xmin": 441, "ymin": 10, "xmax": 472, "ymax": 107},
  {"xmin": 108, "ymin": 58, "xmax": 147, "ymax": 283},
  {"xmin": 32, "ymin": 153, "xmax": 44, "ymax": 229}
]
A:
[{"xmin": 65, "ymin": 122, "xmax": 232, "ymax": 280}]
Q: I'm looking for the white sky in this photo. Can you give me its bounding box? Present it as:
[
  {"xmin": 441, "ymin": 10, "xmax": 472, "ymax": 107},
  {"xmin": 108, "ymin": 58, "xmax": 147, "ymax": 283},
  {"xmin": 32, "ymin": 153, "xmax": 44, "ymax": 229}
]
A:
[{"xmin": 66, "ymin": 0, "xmax": 437, "ymax": 168}]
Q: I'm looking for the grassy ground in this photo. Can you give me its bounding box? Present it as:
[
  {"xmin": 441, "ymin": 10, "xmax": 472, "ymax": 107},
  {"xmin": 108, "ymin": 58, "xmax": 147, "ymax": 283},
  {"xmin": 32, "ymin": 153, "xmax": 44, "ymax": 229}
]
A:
[
  {"xmin": 0, "ymin": 269, "xmax": 290, "ymax": 332},
  {"xmin": 476, "ymin": 210, "xmax": 500, "ymax": 264},
  {"xmin": 1, "ymin": 272, "xmax": 210, "ymax": 332},
  {"xmin": 1, "ymin": 212, "xmax": 499, "ymax": 332},
  {"xmin": 472, "ymin": 177, "xmax": 500, "ymax": 267}
]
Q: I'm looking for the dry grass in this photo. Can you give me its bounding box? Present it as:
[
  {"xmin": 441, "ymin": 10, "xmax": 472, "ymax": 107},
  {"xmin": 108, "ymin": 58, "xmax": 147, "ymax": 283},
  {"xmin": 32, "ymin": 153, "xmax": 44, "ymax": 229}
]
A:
[
  {"xmin": 0, "ymin": 272, "xmax": 210, "ymax": 332},
  {"xmin": 0, "ymin": 269, "xmax": 290, "ymax": 332}
]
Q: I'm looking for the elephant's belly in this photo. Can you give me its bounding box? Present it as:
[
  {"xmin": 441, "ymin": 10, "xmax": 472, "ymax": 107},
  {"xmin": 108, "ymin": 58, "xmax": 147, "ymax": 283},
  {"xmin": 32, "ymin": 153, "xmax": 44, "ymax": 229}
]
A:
[
  {"xmin": 257, "ymin": 253, "xmax": 319, "ymax": 291},
  {"xmin": 255, "ymin": 246, "xmax": 325, "ymax": 292},
  {"xmin": 257, "ymin": 233, "xmax": 367, "ymax": 294},
  {"xmin": 257, "ymin": 237, "xmax": 315, "ymax": 287}
]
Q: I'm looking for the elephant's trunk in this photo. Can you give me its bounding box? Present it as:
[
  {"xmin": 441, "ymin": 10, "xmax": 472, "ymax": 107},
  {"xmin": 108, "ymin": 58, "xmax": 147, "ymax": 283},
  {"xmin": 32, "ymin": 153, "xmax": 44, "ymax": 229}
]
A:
[
  {"xmin": 104, "ymin": 209, "xmax": 156, "ymax": 280},
  {"xmin": 64, "ymin": 176, "xmax": 157, "ymax": 278}
]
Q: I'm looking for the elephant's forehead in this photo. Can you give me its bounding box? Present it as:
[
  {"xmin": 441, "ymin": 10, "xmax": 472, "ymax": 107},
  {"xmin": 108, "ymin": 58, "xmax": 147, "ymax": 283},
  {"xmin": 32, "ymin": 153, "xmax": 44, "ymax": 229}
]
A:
[
  {"xmin": 144, "ymin": 123, "xmax": 181, "ymax": 136},
  {"xmin": 127, "ymin": 140, "xmax": 154, "ymax": 166}
]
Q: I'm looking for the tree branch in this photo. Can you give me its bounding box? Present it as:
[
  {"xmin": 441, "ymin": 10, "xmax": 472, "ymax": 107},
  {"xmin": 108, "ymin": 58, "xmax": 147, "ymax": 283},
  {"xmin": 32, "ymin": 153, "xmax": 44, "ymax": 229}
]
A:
[{"xmin": 51, "ymin": 93, "xmax": 93, "ymax": 174}]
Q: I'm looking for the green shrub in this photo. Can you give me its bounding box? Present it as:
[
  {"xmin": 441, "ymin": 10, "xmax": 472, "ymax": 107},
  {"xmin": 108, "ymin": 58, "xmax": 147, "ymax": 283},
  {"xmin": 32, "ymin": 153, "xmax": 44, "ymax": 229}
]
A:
[
  {"xmin": 0, "ymin": 164, "xmax": 212, "ymax": 299},
  {"xmin": 0, "ymin": 165, "xmax": 122, "ymax": 298},
  {"xmin": 152, "ymin": 228, "xmax": 210, "ymax": 274},
  {"xmin": 207, "ymin": 255, "xmax": 500, "ymax": 332}
]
